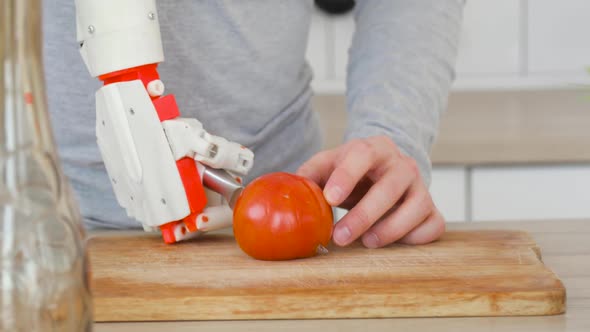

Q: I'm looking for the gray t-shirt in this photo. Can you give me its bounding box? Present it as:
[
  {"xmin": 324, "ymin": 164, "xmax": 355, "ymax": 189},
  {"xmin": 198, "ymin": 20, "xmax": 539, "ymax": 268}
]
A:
[{"xmin": 42, "ymin": 0, "xmax": 463, "ymax": 229}]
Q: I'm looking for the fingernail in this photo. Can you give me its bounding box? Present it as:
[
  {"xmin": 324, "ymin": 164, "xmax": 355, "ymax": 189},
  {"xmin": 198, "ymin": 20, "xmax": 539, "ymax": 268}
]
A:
[
  {"xmin": 363, "ymin": 232, "xmax": 380, "ymax": 248},
  {"xmin": 333, "ymin": 226, "xmax": 351, "ymax": 245},
  {"xmin": 325, "ymin": 186, "xmax": 343, "ymax": 205}
]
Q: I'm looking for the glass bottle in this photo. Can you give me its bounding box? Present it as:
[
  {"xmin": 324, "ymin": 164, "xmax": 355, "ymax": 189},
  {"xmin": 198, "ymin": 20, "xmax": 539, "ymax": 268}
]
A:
[{"xmin": 0, "ymin": 0, "xmax": 93, "ymax": 330}]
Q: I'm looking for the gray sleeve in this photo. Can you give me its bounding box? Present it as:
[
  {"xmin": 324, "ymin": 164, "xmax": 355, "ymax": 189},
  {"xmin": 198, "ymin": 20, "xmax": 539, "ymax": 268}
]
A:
[{"xmin": 344, "ymin": 0, "xmax": 464, "ymax": 186}]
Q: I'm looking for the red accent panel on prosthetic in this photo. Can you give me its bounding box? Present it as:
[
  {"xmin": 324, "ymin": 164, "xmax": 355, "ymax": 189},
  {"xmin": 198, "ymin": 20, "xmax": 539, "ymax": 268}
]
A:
[
  {"xmin": 159, "ymin": 222, "xmax": 180, "ymax": 244},
  {"xmin": 99, "ymin": 64, "xmax": 160, "ymax": 88},
  {"xmin": 153, "ymin": 95, "xmax": 180, "ymax": 121},
  {"xmin": 177, "ymin": 158, "xmax": 207, "ymax": 217}
]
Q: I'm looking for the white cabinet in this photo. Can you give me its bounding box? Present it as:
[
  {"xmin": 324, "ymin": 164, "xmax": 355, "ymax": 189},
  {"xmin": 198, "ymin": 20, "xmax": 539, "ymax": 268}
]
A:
[
  {"xmin": 332, "ymin": 167, "xmax": 467, "ymax": 223},
  {"xmin": 455, "ymin": 0, "xmax": 521, "ymax": 76},
  {"xmin": 430, "ymin": 167, "xmax": 467, "ymax": 222},
  {"xmin": 528, "ymin": 0, "xmax": 590, "ymax": 74},
  {"xmin": 471, "ymin": 166, "xmax": 590, "ymax": 222}
]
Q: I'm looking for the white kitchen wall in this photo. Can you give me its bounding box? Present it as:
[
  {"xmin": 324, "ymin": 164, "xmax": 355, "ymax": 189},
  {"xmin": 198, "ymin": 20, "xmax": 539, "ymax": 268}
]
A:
[
  {"xmin": 454, "ymin": 0, "xmax": 521, "ymax": 76},
  {"xmin": 528, "ymin": 0, "xmax": 590, "ymax": 74},
  {"xmin": 306, "ymin": 0, "xmax": 590, "ymax": 93},
  {"xmin": 306, "ymin": 10, "xmax": 329, "ymax": 84},
  {"xmin": 332, "ymin": 14, "xmax": 355, "ymax": 81}
]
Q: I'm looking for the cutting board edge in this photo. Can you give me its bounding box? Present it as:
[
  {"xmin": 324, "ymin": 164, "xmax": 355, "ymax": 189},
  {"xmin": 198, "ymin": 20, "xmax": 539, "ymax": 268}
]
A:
[{"xmin": 92, "ymin": 288, "xmax": 566, "ymax": 322}]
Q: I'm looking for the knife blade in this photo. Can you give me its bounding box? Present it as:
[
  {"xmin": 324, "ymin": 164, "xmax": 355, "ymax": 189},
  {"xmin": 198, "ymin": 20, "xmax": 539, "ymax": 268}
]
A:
[{"xmin": 201, "ymin": 165, "xmax": 244, "ymax": 209}]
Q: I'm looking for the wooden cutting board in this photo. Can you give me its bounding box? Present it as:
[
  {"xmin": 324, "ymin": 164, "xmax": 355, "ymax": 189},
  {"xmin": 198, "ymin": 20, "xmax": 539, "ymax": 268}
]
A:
[{"xmin": 88, "ymin": 230, "xmax": 566, "ymax": 321}]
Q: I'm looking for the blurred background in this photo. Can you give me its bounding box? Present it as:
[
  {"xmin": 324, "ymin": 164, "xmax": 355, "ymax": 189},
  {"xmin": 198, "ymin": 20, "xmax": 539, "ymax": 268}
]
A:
[{"xmin": 310, "ymin": 0, "xmax": 590, "ymax": 223}]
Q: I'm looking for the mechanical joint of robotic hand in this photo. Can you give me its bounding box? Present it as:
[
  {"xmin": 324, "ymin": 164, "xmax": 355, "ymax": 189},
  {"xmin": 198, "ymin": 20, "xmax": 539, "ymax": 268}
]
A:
[{"xmin": 162, "ymin": 118, "xmax": 254, "ymax": 175}]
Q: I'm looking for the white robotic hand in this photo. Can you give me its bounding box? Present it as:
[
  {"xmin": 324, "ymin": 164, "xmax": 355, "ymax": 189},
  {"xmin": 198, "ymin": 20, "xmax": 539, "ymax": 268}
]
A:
[
  {"xmin": 162, "ymin": 118, "xmax": 254, "ymax": 175},
  {"xmin": 75, "ymin": 0, "xmax": 255, "ymax": 243}
]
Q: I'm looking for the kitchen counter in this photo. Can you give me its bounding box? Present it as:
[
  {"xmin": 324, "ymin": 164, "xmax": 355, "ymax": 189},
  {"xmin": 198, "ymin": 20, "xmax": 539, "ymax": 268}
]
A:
[
  {"xmin": 94, "ymin": 219, "xmax": 590, "ymax": 332},
  {"xmin": 313, "ymin": 89, "xmax": 590, "ymax": 165}
]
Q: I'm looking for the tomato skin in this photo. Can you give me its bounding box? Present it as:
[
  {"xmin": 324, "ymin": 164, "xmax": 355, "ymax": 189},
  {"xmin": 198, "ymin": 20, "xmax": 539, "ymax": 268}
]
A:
[{"xmin": 233, "ymin": 172, "xmax": 334, "ymax": 261}]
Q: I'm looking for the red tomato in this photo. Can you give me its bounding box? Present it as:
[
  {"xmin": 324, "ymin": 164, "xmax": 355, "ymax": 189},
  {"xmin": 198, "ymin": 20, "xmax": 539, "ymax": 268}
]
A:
[{"xmin": 233, "ymin": 172, "xmax": 334, "ymax": 261}]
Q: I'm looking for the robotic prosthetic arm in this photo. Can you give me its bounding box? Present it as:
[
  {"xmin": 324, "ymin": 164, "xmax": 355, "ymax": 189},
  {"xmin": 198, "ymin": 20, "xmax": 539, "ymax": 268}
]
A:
[{"xmin": 75, "ymin": 0, "xmax": 254, "ymax": 243}]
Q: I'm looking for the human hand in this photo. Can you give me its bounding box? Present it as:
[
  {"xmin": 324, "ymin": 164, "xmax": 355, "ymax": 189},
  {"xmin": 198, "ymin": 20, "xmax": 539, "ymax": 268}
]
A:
[{"xmin": 297, "ymin": 135, "xmax": 445, "ymax": 248}]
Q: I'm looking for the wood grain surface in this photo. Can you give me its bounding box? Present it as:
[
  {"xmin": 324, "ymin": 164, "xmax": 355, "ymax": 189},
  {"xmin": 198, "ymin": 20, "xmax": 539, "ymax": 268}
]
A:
[{"xmin": 88, "ymin": 229, "xmax": 565, "ymax": 321}]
